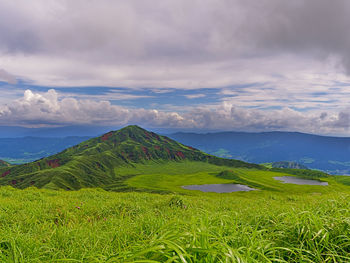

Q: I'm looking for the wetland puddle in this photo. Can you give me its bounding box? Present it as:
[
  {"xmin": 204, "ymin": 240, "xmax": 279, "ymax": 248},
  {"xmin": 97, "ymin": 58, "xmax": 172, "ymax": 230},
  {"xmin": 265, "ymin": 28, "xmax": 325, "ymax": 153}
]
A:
[
  {"xmin": 182, "ymin": 184, "xmax": 256, "ymax": 193},
  {"xmin": 274, "ymin": 176, "xmax": 328, "ymax": 186}
]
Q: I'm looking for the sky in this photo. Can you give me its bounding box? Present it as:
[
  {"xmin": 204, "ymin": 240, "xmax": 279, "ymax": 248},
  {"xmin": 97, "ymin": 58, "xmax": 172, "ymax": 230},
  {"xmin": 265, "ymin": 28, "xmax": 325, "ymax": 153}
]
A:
[{"xmin": 1, "ymin": 0, "xmax": 350, "ymax": 136}]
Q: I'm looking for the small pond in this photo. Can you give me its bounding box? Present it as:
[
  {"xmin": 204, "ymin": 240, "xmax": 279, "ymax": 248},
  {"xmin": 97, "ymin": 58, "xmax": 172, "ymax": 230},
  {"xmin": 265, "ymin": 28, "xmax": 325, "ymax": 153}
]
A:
[
  {"xmin": 182, "ymin": 184, "xmax": 256, "ymax": 193},
  {"xmin": 274, "ymin": 176, "xmax": 328, "ymax": 186}
]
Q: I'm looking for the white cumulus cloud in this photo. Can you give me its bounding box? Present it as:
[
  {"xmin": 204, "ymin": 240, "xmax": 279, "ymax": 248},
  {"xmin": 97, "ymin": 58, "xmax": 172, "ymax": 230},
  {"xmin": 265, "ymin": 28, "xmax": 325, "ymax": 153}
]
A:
[{"xmin": 0, "ymin": 89, "xmax": 350, "ymax": 136}]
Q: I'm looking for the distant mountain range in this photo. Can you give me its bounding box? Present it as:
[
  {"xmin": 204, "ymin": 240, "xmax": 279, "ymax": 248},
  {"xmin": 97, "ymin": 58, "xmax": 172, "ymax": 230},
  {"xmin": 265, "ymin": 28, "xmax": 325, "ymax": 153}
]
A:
[
  {"xmin": 0, "ymin": 126, "xmax": 260, "ymax": 190},
  {"xmin": 169, "ymin": 131, "xmax": 350, "ymax": 175},
  {"xmin": 0, "ymin": 136, "xmax": 90, "ymax": 164},
  {"xmin": 0, "ymin": 125, "xmax": 118, "ymax": 138},
  {"xmin": 1, "ymin": 129, "xmax": 350, "ymax": 175}
]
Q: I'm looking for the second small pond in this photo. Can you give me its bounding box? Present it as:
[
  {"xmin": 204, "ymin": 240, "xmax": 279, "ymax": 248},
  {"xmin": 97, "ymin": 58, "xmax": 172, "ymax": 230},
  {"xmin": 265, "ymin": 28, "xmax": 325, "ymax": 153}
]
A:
[{"xmin": 274, "ymin": 176, "xmax": 328, "ymax": 186}]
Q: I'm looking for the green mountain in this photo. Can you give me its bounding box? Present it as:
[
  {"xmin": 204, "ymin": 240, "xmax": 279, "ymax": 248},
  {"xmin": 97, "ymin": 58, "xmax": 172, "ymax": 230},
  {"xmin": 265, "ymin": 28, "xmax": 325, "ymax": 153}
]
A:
[
  {"xmin": 0, "ymin": 125, "xmax": 261, "ymax": 191},
  {"xmin": 0, "ymin": 160, "xmax": 10, "ymax": 167}
]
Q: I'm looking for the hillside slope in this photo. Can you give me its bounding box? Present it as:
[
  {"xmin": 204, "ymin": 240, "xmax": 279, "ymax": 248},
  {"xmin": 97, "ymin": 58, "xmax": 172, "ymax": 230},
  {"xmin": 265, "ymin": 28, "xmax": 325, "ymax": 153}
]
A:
[
  {"xmin": 0, "ymin": 160, "xmax": 10, "ymax": 167},
  {"xmin": 0, "ymin": 125, "xmax": 261, "ymax": 190}
]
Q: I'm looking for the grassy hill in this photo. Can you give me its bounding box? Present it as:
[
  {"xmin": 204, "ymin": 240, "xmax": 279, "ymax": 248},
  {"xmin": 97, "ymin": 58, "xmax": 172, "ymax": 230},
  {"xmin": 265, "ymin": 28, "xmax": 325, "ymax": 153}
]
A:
[
  {"xmin": 0, "ymin": 125, "xmax": 261, "ymax": 191},
  {"xmin": 0, "ymin": 159, "xmax": 10, "ymax": 167}
]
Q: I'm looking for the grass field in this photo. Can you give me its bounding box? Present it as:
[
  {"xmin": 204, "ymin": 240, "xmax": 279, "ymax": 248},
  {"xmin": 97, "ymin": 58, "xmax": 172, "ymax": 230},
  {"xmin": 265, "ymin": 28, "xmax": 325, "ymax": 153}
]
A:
[
  {"xmin": 124, "ymin": 161, "xmax": 346, "ymax": 195},
  {"xmin": 1, "ymin": 186, "xmax": 350, "ymax": 262},
  {"xmin": 2, "ymin": 162, "xmax": 350, "ymax": 262}
]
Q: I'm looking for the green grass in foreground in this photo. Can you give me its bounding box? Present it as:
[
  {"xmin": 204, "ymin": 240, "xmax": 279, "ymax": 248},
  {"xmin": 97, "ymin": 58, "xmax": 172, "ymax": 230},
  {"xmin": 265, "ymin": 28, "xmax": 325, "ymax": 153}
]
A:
[
  {"xmin": 1, "ymin": 186, "xmax": 350, "ymax": 262},
  {"xmin": 2, "ymin": 161, "xmax": 350, "ymax": 262}
]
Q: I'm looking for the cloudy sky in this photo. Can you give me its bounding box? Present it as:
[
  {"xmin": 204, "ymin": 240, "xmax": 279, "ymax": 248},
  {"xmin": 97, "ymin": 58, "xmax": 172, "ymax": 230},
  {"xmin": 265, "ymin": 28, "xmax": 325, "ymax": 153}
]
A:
[{"xmin": 1, "ymin": 0, "xmax": 350, "ymax": 135}]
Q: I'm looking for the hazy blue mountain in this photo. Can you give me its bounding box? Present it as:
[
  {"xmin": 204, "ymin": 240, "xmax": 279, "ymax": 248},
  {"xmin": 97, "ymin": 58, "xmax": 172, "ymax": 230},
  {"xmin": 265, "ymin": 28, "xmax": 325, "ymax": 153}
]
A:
[
  {"xmin": 0, "ymin": 125, "xmax": 177, "ymax": 138},
  {"xmin": 2, "ymin": 129, "xmax": 350, "ymax": 175},
  {"xmin": 169, "ymin": 131, "xmax": 350, "ymax": 175},
  {"xmin": 0, "ymin": 136, "xmax": 90, "ymax": 164},
  {"xmin": 0, "ymin": 125, "xmax": 117, "ymax": 138}
]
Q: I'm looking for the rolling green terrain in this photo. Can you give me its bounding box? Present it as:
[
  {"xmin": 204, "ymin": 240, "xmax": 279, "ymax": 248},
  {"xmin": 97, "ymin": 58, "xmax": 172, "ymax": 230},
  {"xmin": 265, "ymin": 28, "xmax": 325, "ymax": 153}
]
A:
[
  {"xmin": 0, "ymin": 160, "xmax": 10, "ymax": 167},
  {"xmin": 0, "ymin": 125, "xmax": 260, "ymax": 191},
  {"xmin": 2, "ymin": 125, "xmax": 350, "ymax": 262},
  {"xmin": 124, "ymin": 162, "xmax": 337, "ymax": 195}
]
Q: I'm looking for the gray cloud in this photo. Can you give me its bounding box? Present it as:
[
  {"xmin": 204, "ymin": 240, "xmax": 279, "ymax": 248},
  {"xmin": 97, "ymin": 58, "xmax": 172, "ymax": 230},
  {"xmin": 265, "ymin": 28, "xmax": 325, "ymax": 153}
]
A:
[
  {"xmin": 0, "ymin": 0, "xmax": 350, "ymax": 87},
  {"xmin": 246, "ymin": 1, "xmax": 350, "ymax": 71},
  {"xmin": 0, "ymin": 69, "xmax": 16, "ymax": 84}
]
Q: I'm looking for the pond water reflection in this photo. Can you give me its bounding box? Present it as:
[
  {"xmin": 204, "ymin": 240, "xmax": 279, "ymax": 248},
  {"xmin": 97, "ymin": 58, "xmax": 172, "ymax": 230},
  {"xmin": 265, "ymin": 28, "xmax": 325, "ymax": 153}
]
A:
[{"xmin": 274, "ymin": 176, "xmax": 328, "ymax": 186}]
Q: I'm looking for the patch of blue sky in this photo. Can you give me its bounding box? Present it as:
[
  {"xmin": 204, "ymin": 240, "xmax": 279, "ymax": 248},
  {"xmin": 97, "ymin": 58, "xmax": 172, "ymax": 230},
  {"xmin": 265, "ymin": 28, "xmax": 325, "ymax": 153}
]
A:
[
  {"xmin": 27, "ymin": 85, "xmax": 126, "ymax": 95},
  {"xmin": 328, "ymin": 87, "xmax": 342, "ymax": 92},
  {"xmin": 333, "ymin": 81, "xmax": 350, "ymax": 87},
  {"xmin": 111, "ymin": 88, "xmax": 222, "ymax": 109},
  {"xmin": 5, "ymin": 81, "xmax": 51, "ymax": 93},
  {"xmin": 257, "ymin": 106, "xmax": 283, "ymax": 110},
  {"xmin": 247, "ymin": 99, "xmax": 267, "ymax": 102},
  {"xmin": 10, "ymin": 80, "xmax": 126, "ymax": 95},
  {"xmin": 221, "ymin": 83, "xmax": 267, "ymax": 94},
  {"xmin": 239, "ymin": 105, "xmax": 283, "ymax": 110},
  {"xmin": 311, "ymin": 92, "xmax": 329, "ymax": 96},
  {"xmin": 10, "ymin": 81, "xmax": 224, "ymax": 109},
  {"xmin": 224, "ymin": 82, "xmax": 265, "ymax": 90},
  {"xmin": 0, "ymin": 82, "xmax": 13, "ymax": 89},
  {"xmin": 290, "ymin": 106, "xmax": 319, "ymax": 112},
  {"xmin": 309, "ymin": 99, "xmax": 337, "ymax": 104}
]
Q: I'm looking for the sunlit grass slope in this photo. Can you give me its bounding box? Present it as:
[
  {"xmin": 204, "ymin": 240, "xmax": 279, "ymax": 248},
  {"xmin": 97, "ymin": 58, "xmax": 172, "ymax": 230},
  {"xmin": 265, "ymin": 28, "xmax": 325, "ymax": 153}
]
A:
[
  {"xmin": 125, "ymin": 162, "xmax": 349, "ymax": 194},
  {"xmin": 1, "ymin": 186, "xmax": 350, "ymax": 262}
]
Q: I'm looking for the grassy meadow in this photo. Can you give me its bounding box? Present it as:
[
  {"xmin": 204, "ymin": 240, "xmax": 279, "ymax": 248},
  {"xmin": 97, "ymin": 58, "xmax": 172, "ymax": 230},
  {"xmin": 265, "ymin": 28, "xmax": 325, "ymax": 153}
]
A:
[
  {"xmin": 1, "ymin": 162, "xmax": 350, "ymax": 262},
  {"xmin": 124, "ymin": 161, "xmax": 344, "ymax": 195}
]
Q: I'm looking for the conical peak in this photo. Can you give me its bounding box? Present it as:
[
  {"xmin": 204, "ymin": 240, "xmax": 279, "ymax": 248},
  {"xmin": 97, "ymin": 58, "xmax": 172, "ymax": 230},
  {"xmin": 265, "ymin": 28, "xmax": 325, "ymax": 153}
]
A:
[{"xmin": 119, "ymin": 125, "xmax": 145, "ymax": 133}]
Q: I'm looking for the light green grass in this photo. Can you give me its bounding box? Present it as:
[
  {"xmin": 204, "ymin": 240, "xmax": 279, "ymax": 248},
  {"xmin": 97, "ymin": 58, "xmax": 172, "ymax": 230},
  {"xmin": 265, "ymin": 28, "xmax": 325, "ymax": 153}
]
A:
[
  {"xmin": 1, "ymin": 186, "xmax": 350, "ymax": 262},
  {"xmin": 2, "ymin": 160, "xmax": 350, "ymax": 262},
  {"xmin": 261, "ymin": 162, "xmax": 273, "ymax": 168},
  {"xmin": 125, "ymin": 162, "xmax": 348, "ymax": 195}
]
